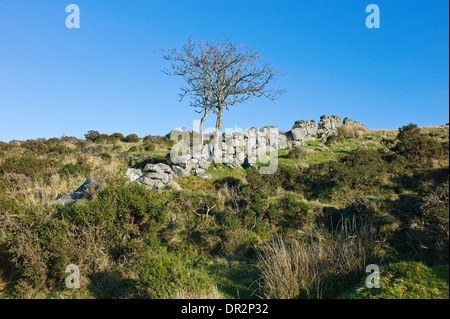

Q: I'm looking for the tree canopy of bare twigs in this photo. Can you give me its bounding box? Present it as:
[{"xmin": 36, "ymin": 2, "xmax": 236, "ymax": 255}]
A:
[{"xmin": 161, "ymin": 37, "xmax": 286, "ymax": 155}]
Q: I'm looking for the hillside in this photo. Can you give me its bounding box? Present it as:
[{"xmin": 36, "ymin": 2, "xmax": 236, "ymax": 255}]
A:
[{"xmin": 0, "ymin": 123, "xmax": 448, "ymax": 299}]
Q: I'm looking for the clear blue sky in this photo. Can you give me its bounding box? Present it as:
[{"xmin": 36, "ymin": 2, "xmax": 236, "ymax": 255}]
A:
[{"xmin": 0, "ymin": 0, "xmax": 448, "ymax": 142}]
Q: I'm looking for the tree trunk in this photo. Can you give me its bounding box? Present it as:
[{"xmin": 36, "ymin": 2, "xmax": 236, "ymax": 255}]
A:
[
  {"xmin": 199, "ymin": 109, "xmax": 209, "ymax": 146},
  {"xmin": 214, "ymin": 106, "xmax": 224, "ymax": 162}
]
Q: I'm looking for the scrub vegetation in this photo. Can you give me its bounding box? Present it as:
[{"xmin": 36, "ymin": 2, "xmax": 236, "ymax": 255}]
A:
[{"xmin": 0, "ymin": 124, "xmax": 448, "ymax": 299}]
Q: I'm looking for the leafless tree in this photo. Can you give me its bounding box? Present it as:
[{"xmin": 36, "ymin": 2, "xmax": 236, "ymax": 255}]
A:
[
  {"xmin": 162, "ymin": 38, "xmax": 286, "ymax": 158},
  {"xmin": 161, "ymin": 38, "xmax": 217, "ymax": 145}
]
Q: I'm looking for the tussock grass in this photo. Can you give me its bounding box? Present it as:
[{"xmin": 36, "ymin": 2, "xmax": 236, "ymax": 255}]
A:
[
  {"xmin": 256, "ymin": 218, "xmax": 383, "ymax": 299},
  {"xmin": 337, "ymin": 124, "xmax": 368, "ymax": 139}
]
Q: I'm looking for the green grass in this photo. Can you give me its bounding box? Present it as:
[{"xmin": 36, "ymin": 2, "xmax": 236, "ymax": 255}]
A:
[
  {"xmin": 278, "ymin": 133, "xmax": 390, "ymax": 167},
  {"xmin": 341, "ymin": 262, "xmax": 449, "ymax": 299},
  {"xmin": 206, "ymin": 257, "xmax": 259, "ymax": 299}
]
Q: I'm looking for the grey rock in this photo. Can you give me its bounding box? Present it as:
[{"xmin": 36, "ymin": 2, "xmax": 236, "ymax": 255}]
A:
[
  {"xmin": 198, "ymin": 158, "xmax": 211, "ymax": 170},
  {"xmin": 198, "ymin": 173, "xmax": 214, "ymax": 180},
  {"xmin": 53, "ymin": 177, "xmax": 95, "ymax": 205},
  {"xmin": 143, "ymin": 172, "xmax": 165, "ymax": 180},
  {"xmin": 123, "ymin": 168, "xmax": 144, "ymax": 182},
  {"xmin": 342, "ymin": 117, "xmax": 364, "ymax": 127},
  {"xmin": 193, "ymin": 168, "xmax": 206, "ymax": 176},
  {"xmin": 278, "ymin": 133, "xmax": 291, "ymax": 149},
  {"xmin": 143, "ymin": 164, "xmax": 163, "ymax": 174},
  {"xmin": 156, "ymin": 163, "xmax": 174, "ymax": 174},
  {"xmin": 288, "ymin": 120, "xmax": 317, "ymax": 147},
  {"xmin": 138, "ymin": 176, "xmax": 158, "ymax": 187},
  {"xmin": 317, "ymin": 115, "xmax": 341, "ymax": 139},
  {"xmin": 166, "ymin": 180, "xmax": 183, "ymax": 191},
  {"xmin": 172, "ymin": 165, "xmax": 190, "ymax": 178}
]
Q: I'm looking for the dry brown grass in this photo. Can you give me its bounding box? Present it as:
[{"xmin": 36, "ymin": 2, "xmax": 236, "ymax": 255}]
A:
[
  {"xmin": 256, "ymin": 218, "xmax": 382, "ymax": 299},
  {"xmin": 337, "ymin": 124, "xmax": 368, "ymax": 139},
  {"xmin": 1, "ymin": 141, "xmax": 128, "ymax": 207}
]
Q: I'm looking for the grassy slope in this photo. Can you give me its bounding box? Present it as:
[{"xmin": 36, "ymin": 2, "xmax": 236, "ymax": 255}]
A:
[{"xmin": 0, "ymin": 126, "xmax": 448, "ymax": 299}]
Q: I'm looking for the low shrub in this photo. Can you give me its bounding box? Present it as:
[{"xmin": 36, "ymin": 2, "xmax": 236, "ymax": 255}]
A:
[
  {"xmin": 128, "ymin": 145, "xmax": 144, "ymax": 153},
  {"xmin": 213, "ymin": 176, "xmax": 243, "ymax": 190},
  {"xmin": 286, "ymin": 148, "xmax": 308, "ymax": 159},
  {"xmin": 143, "ymin": 135, "xmax": 175, "ymax": 149},
  {"xmin": 57, "ymin": 180, "xmax": 169, "ymax": 233},
  {"xmin": 123, "ymin": 134, "xmax": 140, "ymax": 143},
  {"xmin": 100, "ymin": 153, "xmax": 112, "ymax": 161},
  {"xmin": 143, "ymin": 143, "xmax": 156, "ymax": 152},
  {"xmin": 20, "ymin": 140, "xmax": 48, "ymax": 154},
  {"xmin": 0, "ymin": 156, "xmax": 58, "ymax": 181},
  {"xmin": 393, "ymin": 124, "xmax": 446, "ymax": 166},
  {"xmin": 267, "ymin": 195, "xmax": 311, "ymax": 229},
  {"xmin": 110, "ymin": 133, "xmax": 124, "ymax": 140},
  {"xmin": 325, "ymin": 135, "xmax": 343, "ymax": 146},
  {"xmin": 48, "ymin": 144, "xmax": 73, "ymax": 155},
  {"xmin": 135, "ymin": 253, "xmax": 216, "ymax": 298},
  {"xmin": 411, "ymin": 181, "xmax": 449, "ymax": 265}
]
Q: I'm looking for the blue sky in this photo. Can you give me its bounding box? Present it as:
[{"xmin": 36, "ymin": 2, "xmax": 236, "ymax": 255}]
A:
[{"xmin": 0, "ymin": 0, "xmax": 448, "ymax": 142}]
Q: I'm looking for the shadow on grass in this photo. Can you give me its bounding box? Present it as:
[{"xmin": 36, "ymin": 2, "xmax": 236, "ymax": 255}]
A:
[
  {"xmin": 88, "ymin": 271, "xmax": 136, "ymax": 299},
  {"xmin": 206, "ymin": 258, "xmax": 260, "ymax": 299}
]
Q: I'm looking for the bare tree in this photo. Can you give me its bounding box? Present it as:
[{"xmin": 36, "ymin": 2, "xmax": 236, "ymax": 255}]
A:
[
  {"xmin": 162, "ymin": 38, "xmax": 217, "ymax": 145},
  {"xmin": 162, "ymin": 38, "xmax": 285, "ymax": 158}
]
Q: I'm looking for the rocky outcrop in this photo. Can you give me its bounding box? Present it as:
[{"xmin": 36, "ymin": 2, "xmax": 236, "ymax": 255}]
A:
[
  {"xmin": 123, "ymin": 156, "xmax": 217, "ymax": 190},
  {"xmin": 288, "ymin": 120, "xmax": 317, "ymax": 148},
  {"xmin": 342, "ymin": 117, "xmax": 364, "ymax": 126},
  {"xmin": 167, "ymin": 115, "xmax": 364, "ymax": 162},
  {"xmin": 169, "ymin": 126, "xmax": 290, "ymax": 167},
  {"xmin": 317, "ymin": 115, "xmax": 341, "ymax": 140},
  {"xmin": 123, "ymin": 163, "xmax": 184, "ymax": 190}
]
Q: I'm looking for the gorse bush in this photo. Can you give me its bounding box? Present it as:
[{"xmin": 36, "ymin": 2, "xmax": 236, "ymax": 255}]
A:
[
  {"xmin": 393, "ymin": 124, "xmax": 446, "ymax": 166},
  {"xmin": 144, "ymin": 143, "xmax": 156, "ymax": 152},
  {"xmin": 409, "ymin": 181, "xmax": 449, "ymax": 265},
  {"xmin": 110, "ymin": 133, "xmax": 124, "ymax": 140},
  {"xmin": 48, "ymin": 143, "xmax": 74, "ymax": 155},
  {"xmin": 4, "ymin": 181, "xmax": 172, "ymax": 296},
  {"xmin": 123, "ymin": 134, "xmax": 140, "ymax": 143},
  {"xmin": 267, "ymin": 196, "xmax": 311, "ymax": 230},
  {"xmin": 58, "ymin": 180, "xmax": 169, "ymax": 231},
  {"xmin": 143, "ymin": 135, "xmax": 175, "ymax": 149},
  {"xmin": 0, "ymin": 156, "xmax": 58, "ymax": 181},
  {"xmin": 246, "ymin": 165, "xmax": 302, "ymax": 193},
  {"xmin": 135, "ymin": 253, "xmax": 216, "ymax": 298},
  {"xmin": 5, "ymin": 209, "xmax": 151, "ymax": 297},
  {"xmin": 247, "ymin": 149, "xmax": 401, "ymax": 201},
  {"xmin": 325, "ymin": 135, "xmax": 343, "ymax": 145},
  {"xmin": 286, "ymin": 148, "xmax": 309, "ymax": 159},
  {"xmin": 100, "ymin": 152, "xmax": 112, "ymax": 161},
  {"xmin": 20, "ymin": 140, "xmax": 48, "ymax": 154}
]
